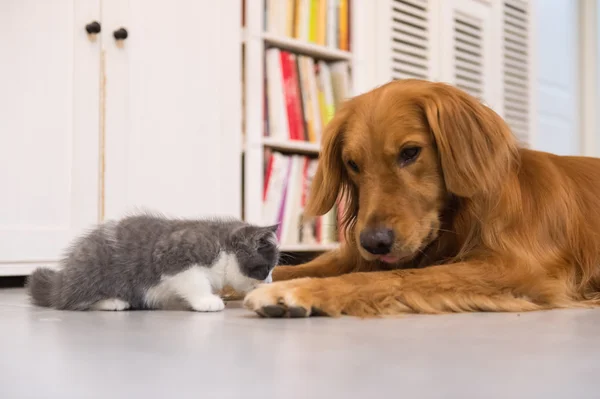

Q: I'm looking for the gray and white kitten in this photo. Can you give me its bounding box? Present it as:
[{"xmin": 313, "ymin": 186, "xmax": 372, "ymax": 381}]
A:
[{"xmin": 27, "ymin": 213, "xmax": 279, "ymax": 312}]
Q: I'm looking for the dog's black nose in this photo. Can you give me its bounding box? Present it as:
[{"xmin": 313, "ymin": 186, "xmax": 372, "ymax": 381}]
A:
[{"xmin": 359, "ymin": 228, "xmax": 395, "ymax": 255}]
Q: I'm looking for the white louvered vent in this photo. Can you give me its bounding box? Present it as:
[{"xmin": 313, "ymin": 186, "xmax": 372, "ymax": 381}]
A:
[
  {"xmin": 453, "ymin": 13, "xmax": 484, "ymax": 99},
  {"xmin": 502, "ymin": 0, "xmax": 530, "ymax": 145},
  {"xmin": 390, "ymin": 0, "xmax": 429, "ymax": 80}
]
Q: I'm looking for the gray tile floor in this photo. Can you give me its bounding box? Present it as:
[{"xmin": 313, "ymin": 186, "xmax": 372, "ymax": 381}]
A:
[{"xmin": 1, "ymin": 288, "xmax": 599, "ymax": 399}]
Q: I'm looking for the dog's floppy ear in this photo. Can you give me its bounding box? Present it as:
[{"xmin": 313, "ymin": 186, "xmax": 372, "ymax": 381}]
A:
[
  {"xmin": 304, "ymin": 104, "xmax": 351, "ymax": 217},
  {"xmin": 421, "ymin": 85, "xmax": 519, "ymax": 198}
]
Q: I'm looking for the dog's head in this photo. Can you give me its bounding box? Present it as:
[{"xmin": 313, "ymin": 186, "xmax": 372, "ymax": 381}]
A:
[{"xmin": 306, "ymin": 79, "xmax": 519, "ymax": 264}]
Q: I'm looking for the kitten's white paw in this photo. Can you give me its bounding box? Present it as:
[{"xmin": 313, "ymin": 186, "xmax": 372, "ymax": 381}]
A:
[
  {"xmin": 189, "ymin": 295, "xmax": 225, "ymax": 312},
  {"xmin": 91, "ymin": 298, "xmax": 130, "ymax": 311}
]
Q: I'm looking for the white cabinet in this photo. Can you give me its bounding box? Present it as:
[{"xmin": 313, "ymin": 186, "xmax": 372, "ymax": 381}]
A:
[
  {"xmin": 101, "ymin": 0, "xmax": 241, "ymax": 220},
  {"xmin": 0, "ymin": 0, "xmax": 241, "ymax": 275},
  {"xmin": 0, "ymin": 0, "xmax": 101, "ymax": 267}
]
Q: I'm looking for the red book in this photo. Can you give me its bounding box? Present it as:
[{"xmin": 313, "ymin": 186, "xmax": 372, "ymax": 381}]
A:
[
  {"xmin": 280, "ymin": 51, "xmax": 305, "ymax": 141},
  {"xmin": 288, "ymin": 54, "xmax": 306, "ymax": 141},
  {"xmin": 300, "ymin": 157, "xmax": 310, "ymax": 208},
  {"xmin": 263, "ymin": 151, "xmax": 274, "ymax": 201}
]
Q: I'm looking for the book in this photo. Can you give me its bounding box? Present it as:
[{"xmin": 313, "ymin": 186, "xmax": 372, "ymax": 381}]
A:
[
  {"xmin": 304, "ymin": 57, "xmax": 323, "ymax": 142},
  {"xmin": 316, "ymin": 0, "xmax": 327, "ymax": 45},
  {"xmin": 300, "ymin": 158, "xmax": 318, "ymax": 244},
  {"xmin": 297, "ymin": 57, "xmax": 315, "ymax": 142},
  {"xmin": 262, "ymin": 152, "xmax": 344, "ymax": 246},
  {"xmin": 326, "ymin": 0, "xmax": 336, "ymax": 48},
  {"xmin": 294, "ymin": 0, "xmax": 310, "ymax": 40},
  {"xmin": 309, "ymin": 0, "xmax": 319, "ymax": 43},
  {"xmin": 280, "ymin": 155, "xmax": 305, "ymax": 244},
  {"xmin": 264, "ymin": 54, "xmax": 350, "ymax": 144},
  {"xmin": 263, "ymin": 150, "xmax": 274, "ymax": 201},
  {"xmin": 280, "ymin": 52, "xmax": 305, "ymax": 141},
  {"xmin": 262, "ymin": 152, "xmax": 289, "ymax": 228},
  {"xmin": 330, "ymin": 61, "xmax": 352, "ymax": 107},
  {"xmin": 317, "ymin": 61, "xmax": 335, "ymax": 127},
  {"xmin": 265, "ymin": 0, "xmax": 349, "ymax": 49},
  {"xmin": 338, "ymin": 0, "xmax": 348, "ymax": 50},
  {"xmin": 285, "ymin": 0, "xmax": 296, "ymax": 37},
  {"xmin": 265, "ymin": 48, "xmax": 289, "ymax": 140}
]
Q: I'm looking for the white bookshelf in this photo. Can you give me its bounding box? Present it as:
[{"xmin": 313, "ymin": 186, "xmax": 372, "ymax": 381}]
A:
[
  {"xmin": 262, "ymin": 32, "xmax": 353, "ymax": 61},
  {"xmin": 242, "ymin": 0, "xmax": 364, "ymax": 252},
  {"xmin": 261, "ymin": 137, "xmax": 321, "ymax": 155},
  {"xmin": 279, "ymin": 243, "xmax": 340, "ymax": 252}
]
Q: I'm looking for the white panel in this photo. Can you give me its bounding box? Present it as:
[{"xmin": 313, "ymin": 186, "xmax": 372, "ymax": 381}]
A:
[
  {"xmin": 533, "ymin": 0, "xmax": 579, "ymax": 155},
  {"xmin": 454, "ymin": 14, "xmax": 485, "ymax": 97},
  {"xmin": 580, "ymin": 0, "xmax": 599, "ymax": 157},
  {"xmin": 502, "ymin": 0, "xmax": 531, "ymax": 146},
  {"xmin": 597, "ymin": 0, "xmax": 600, "ymax": 156},
  {"xmin": 439, "ymin": 0, "xmax": 498, "ymax": 108},
  {"xmin": 0, "ymin": 0, "xmax": 101, "ymax": 262},
  {"xmin": 389, "ymin": 0, "xmax": 434, "ymax": 80},
  {"xmin": 103, "ymin": 0, "xmax": 242, "ymax": 220}
]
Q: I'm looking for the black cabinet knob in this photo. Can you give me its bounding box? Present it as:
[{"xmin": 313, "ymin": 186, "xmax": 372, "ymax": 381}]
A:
[
  {"xmin": 113, "ymin": 28, "xmax": 128, "ymax": 40},
  {"xmin": 85, "ymin": 21, "xmax": 101, "ymax": 34}
]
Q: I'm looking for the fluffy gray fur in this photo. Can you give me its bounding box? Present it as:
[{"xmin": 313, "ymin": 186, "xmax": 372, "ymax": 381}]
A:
[{"xmin": 26, "ymin": 213, "xmax": 279, "ymax": 311}]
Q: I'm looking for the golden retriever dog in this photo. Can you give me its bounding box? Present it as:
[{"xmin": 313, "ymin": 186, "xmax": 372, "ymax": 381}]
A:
[{"xmin": 243, "ymin": 79, "xmax": 600, "ymax": 318}]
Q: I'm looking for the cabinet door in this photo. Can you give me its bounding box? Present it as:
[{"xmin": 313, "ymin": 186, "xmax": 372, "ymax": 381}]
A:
[
  {"xmin": 533, "ymin": 0, "xmax": 579, "ymax": 155},
  {"xmin": 0, "ymin": 0, "xmax": 101, "ymax": 265},
  {"xmin": 438, "ymin": 0, "xmax": 499, "ymax": 108},
  {"xmin": 102, "ymin": 0, "xmax": 242, "ymax": 220}
]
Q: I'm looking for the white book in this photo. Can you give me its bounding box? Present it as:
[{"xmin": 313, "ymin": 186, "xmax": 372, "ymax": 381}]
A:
[
  {"xmin": 280, "ymin": 155, "xmax": 305, "ymax": 245},
  {"xmin": 296, "ymin": 0, "xmax": 310, "ymax": 41},
  {"xmin": 304, "ymin": 57, "xmax": 323, "ymax": 143},
  {"xmin": 262, "ymin": 153, "xmax": 289, "ymax": 227},
  {"xmin": 265, "ymin": 49, "xmax": 289, "ymax": 140},
  {"xmin": 326, "ymin": 0, "xmax": 336, "ymax": 47},
  {"xmin": 280, "ymin": 0, "xmax": 289, "ymax": 36},
  {"xmin": 297, "ymin": 56, "xmax": 313, "ymax": 142},
  {"xmin": 266, "ymin": 0, "xmax": 277, "ymax": 33},
  {"xmin": 330, "ymin": 61, "xmax": 352, "ymax": 106},
  {"xmin": 300, "ymin": 158, "xmax": 319, "ymax": 244}
]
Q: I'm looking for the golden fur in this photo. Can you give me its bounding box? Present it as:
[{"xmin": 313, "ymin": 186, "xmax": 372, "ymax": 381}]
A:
[{"xmin": 244, "ymin": 79, "xmax": 600, "ymax": 318}]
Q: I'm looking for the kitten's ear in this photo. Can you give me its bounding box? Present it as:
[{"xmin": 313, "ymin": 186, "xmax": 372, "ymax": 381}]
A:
[
  {"xmin": 256, "ymin": 224, "xmax": 279, "ymax": 246},
  {"xmin": 232, "ymin": 224, "xmax": 279, "ymax": 246},
  {"xmin": 263, "ymin": 224, "xmax": 279, "ymax": 235}
]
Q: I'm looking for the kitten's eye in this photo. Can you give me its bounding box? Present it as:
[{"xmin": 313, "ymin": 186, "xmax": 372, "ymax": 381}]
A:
[
  {"xmin": 258, "ymin": 238, "xmax": 275, "ymax": 253},
  {"xmin": 398, "ymin": 146, "xmax": 421, "ymax": 167},
  {"xmin": 347, "ymin": 160, "xmax": 360, "ymax": 173}
]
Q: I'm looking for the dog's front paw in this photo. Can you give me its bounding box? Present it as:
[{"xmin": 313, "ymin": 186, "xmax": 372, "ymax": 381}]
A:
[{"xmin": 243, "ymin": 278, "xmax": 347, "ymax": 318}]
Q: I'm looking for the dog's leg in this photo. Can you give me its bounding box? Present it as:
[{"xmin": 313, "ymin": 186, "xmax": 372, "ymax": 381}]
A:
[
  {"xmin": 244, "ymin": 261, "xmax": 580, "ymax": 317},
  {"xmin": 272, "ymin": 249, "xmax": 362, "ymax": 281}
]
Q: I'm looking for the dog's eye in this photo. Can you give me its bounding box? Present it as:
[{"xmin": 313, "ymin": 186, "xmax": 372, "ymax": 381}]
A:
[
  {"xmin": 398, "ymin": 147, "xmax": 421, "ymax": 166},
  {"xmin": 347, "ymin": 160, "xmax": 360, "ymax": 173}
]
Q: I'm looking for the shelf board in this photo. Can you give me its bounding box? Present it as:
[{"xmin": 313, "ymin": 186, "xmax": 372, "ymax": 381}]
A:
[
  {"xmin": 262, "ymin": 138, "xmax": 321, "ymax": 154},
  {"xmin": 279, "ymin": 243, "xmax": 340, "ymax": 252},
  {"xmin": 262, "ymin": 33, "xmax": 352, "ymax": 61}
]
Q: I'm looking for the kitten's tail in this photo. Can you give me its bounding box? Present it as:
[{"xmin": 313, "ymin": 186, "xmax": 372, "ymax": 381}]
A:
[{"xmin": 26, "ymin": 268, "xmax": 60, "ymax": 307}]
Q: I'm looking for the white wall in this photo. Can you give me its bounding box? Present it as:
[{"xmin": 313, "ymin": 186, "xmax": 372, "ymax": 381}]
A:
[
  {"xmin": 533, "ymin": 0, "xmax": 580, "ymax": 155},
  {"xmin": 597, "ymin": 1, "xmax": 600, "ymax": 155}
]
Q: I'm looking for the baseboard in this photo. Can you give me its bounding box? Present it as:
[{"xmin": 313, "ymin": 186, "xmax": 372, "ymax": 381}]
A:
[{"xmin": 0, "ymin": 262, "xmax": 58, "ymax": 277}]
